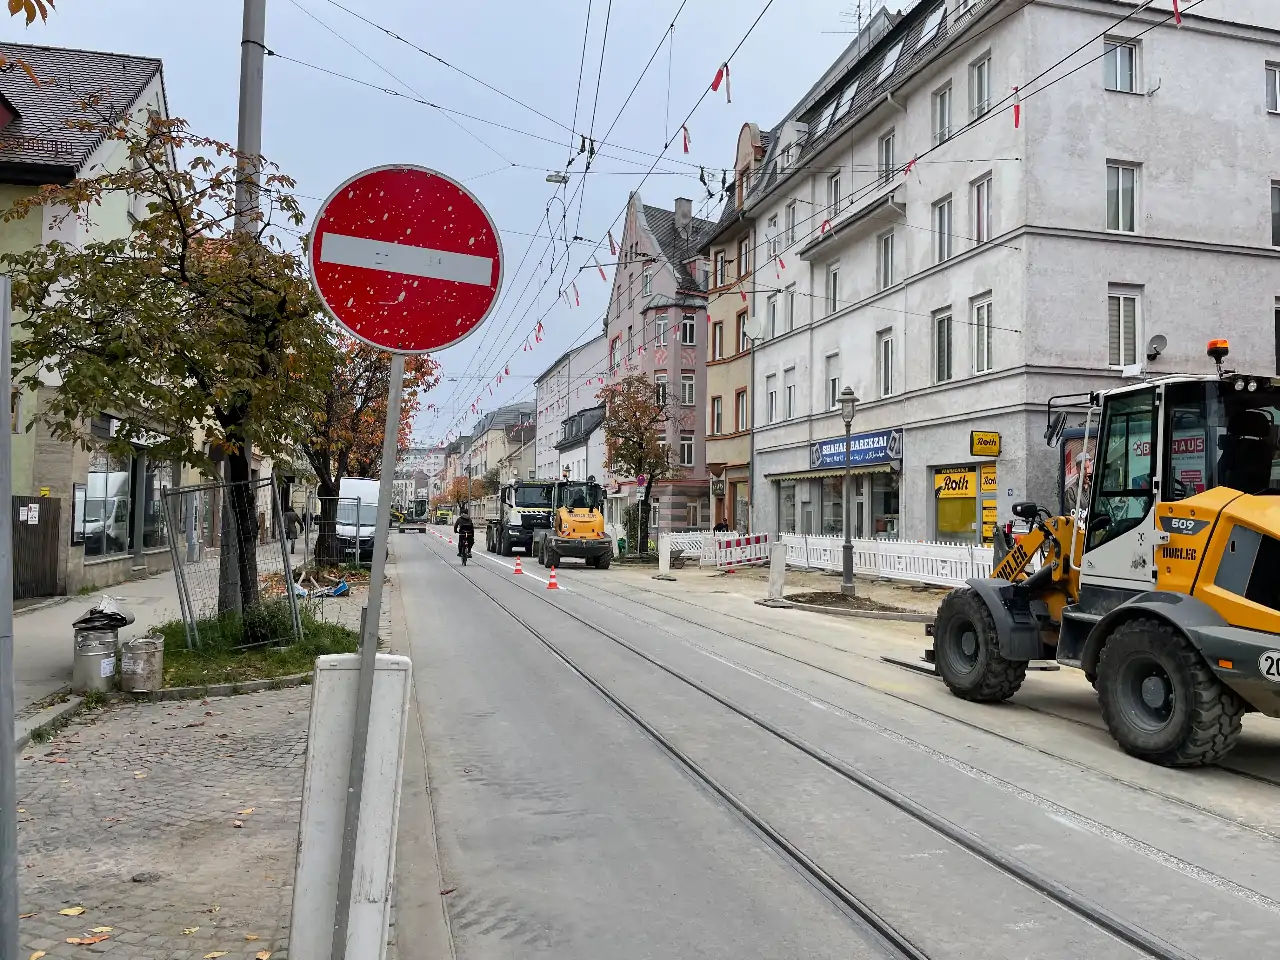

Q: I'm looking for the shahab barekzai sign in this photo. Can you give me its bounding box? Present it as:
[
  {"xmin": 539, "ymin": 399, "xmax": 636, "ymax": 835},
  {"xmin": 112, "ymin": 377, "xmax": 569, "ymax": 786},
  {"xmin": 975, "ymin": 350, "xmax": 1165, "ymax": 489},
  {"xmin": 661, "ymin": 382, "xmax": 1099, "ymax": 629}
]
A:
[{"xmin": 810, "ymin": 428, "xmax": 903, "ymax": 469}]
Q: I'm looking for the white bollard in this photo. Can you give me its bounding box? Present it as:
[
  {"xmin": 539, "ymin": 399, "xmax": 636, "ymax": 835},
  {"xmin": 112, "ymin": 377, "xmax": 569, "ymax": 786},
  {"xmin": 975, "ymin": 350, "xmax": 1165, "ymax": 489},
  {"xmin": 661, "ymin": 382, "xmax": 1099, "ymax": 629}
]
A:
[
  {"xmin": 768, "ymin": 541, "xmax": 787, "ymax": 600},
  {"xmin": 657, "ymin": 533, "xmax": 671, "ymax": 575}
]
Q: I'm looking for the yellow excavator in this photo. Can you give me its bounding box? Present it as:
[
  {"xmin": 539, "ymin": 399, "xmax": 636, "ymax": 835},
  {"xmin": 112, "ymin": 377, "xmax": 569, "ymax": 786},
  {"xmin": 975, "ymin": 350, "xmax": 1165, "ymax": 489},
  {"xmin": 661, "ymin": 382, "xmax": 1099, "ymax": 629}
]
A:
[
  {"xmin": 534, "ymin": 475, "xmax": 613, "ymax": 569},
  {"xmin": 930, "ymin": 340, "xmax": 1280, "ymax": 766}
]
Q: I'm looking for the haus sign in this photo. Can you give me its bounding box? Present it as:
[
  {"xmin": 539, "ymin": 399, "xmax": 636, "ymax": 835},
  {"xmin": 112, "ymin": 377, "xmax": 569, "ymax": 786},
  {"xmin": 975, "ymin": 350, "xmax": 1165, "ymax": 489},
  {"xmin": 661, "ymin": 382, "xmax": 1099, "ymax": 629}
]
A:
[{"xmin": 810, "ymin": 428, "xmax": 903, "ymax": 470}]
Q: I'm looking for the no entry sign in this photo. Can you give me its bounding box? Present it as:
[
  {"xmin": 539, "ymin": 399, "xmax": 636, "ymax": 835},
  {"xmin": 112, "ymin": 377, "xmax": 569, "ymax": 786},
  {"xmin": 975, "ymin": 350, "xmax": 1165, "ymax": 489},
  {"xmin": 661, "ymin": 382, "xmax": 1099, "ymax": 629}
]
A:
[{"xmin": 308, "ymin": 165, "xmax": 503, "ymax": 354}]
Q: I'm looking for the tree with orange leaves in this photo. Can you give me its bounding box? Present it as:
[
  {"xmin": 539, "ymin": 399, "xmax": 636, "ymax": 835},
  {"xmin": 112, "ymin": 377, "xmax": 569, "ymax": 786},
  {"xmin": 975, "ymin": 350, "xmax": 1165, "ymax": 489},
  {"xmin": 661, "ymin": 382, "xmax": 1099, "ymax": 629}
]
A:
[{"xmin": 303, "ymin": 336, "xmax": 439, "ymax": 562}]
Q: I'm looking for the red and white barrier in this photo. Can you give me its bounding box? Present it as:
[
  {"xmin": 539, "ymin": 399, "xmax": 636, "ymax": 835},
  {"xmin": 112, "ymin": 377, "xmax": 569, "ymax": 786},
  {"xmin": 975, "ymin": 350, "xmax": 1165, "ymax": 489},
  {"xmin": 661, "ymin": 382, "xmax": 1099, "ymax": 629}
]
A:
[{"xmin": 714, "ymin": 533, "xmax": 771, "ymax": 570}]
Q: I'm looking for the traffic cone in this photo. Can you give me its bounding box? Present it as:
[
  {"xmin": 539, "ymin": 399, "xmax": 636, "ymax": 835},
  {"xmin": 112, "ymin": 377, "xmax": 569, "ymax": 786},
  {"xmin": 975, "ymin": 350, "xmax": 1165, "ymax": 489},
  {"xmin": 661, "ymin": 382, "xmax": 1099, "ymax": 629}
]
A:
[
  {"xmin": 547, "ymin": 566, "xmax": 560, "ymax": 590},
  {"xmin": 514, "ymin": 555, "xmax": 523, "ymax": 575}
]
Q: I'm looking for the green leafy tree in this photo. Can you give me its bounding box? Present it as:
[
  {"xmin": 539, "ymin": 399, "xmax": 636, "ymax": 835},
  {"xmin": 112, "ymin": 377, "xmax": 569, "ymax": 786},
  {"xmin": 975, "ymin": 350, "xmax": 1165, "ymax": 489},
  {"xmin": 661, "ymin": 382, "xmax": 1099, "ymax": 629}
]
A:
[
  {"xmin": 1, "ymin": 113, "xmax": 334, "ymax": 612},
  {"xmin": 598, "ymin": 373, "xmax": 682, "ymax": 553},
  {"xmin": 479, "ymin": 466, "xmax": 502, "ymax": 497}
]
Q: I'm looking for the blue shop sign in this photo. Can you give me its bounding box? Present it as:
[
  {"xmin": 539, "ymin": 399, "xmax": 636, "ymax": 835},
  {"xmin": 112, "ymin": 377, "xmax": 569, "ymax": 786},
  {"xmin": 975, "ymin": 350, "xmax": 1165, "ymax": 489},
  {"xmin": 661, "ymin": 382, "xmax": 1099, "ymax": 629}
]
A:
[{"xmin": 810, "ymin": 428, "xmax": 902, "ymax": 469}]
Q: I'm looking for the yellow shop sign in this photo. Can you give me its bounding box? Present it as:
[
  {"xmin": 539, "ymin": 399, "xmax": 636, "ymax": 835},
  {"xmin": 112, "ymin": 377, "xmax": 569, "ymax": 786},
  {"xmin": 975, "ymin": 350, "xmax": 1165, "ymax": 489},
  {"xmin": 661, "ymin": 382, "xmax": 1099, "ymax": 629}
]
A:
[
  {"xmin": 970, "ymin": 431, "xmax": 1001, "ymax": 457},
  {"xmin": 934, "ymin": 468, "xmax": 976, "ymax": 499}
]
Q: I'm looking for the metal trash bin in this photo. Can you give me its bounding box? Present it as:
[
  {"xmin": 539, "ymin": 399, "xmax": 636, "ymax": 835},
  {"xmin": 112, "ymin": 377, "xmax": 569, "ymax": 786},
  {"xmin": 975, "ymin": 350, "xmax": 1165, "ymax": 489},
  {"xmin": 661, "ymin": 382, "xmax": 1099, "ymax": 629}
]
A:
[
  {"xmin": 120, "ymin": 636, "xmax": 164, "ymax": 693},
  {"xmin": 72, "ymin": 629, "xmax": 118, "ymax": 694}
]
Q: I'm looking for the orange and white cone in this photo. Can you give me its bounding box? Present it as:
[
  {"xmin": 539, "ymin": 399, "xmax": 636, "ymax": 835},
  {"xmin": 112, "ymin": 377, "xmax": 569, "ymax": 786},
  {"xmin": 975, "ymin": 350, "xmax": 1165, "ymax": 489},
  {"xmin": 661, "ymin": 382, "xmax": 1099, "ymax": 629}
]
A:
[
  {"xmin": 513, "ymin": 555, "xmax": 523, "ymax": 575},
  {"xmin": 547, "ymin": 566, "xmax": 560, "ymax": 590}
]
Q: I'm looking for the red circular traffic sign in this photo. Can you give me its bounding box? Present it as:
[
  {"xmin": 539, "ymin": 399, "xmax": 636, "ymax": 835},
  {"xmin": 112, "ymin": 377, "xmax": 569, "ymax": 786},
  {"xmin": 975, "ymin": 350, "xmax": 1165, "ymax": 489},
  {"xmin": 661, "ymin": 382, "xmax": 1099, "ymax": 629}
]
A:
[{"xmin": 308, "ymin": 165, "xmax": 503, "ymax": 353}]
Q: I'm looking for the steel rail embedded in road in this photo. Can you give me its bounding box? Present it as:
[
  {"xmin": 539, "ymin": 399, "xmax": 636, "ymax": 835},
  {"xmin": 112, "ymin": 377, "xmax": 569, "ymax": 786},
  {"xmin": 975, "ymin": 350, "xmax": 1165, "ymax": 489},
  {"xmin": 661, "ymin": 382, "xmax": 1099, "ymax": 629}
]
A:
[{"xmin": 421, "ymin": 535, "xmax": 1198, "ymax": 960}]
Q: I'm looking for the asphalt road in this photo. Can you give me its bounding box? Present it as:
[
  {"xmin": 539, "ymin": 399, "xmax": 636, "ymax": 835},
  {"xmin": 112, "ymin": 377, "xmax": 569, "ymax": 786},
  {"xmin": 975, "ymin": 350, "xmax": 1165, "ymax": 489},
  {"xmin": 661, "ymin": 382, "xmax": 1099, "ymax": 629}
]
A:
[{"xmin": 394, "ymin": 531, "xmax": 1280, "ymax": 960}]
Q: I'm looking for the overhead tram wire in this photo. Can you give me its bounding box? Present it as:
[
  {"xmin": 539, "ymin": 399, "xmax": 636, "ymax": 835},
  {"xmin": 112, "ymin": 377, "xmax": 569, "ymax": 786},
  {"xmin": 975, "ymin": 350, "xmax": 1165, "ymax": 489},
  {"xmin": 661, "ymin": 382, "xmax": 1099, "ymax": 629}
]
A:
[{"xmin": 572, "ymin": 0, "xmax": 614, "ymax": 242}]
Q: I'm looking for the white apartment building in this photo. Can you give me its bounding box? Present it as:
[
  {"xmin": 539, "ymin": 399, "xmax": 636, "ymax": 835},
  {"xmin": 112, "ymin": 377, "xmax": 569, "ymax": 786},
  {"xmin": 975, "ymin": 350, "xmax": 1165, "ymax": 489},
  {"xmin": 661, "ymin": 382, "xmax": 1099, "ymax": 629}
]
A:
[
  {"xmin": 534, "ymin": 334, "xmax": 608, "ymax": 480},
  {"xmin": 746, "ymin": 0, "xmax": 1280, "ymax": 544}
]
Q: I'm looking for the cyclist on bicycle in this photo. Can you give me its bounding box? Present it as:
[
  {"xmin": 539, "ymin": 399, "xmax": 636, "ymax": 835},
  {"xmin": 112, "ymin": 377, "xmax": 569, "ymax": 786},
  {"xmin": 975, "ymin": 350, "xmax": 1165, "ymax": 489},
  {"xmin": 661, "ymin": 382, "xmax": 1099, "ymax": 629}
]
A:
[{"xmin": 453, "ymin": 507, "xmax": 475, "ymax": 559}]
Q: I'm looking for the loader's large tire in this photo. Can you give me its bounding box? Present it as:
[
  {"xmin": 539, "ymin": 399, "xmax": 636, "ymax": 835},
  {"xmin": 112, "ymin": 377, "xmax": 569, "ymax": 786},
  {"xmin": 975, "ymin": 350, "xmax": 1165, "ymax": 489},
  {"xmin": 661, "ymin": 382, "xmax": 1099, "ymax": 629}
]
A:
[
  {"xmin": 1096, "ymin": 617, "xmax": 1245, "ymax": 767},
  {"xmin": 596, "ymin": 554, "xmax": 611, "ymax": 570},
  {"xmin": 933, "ymin": 587, "xmax": 1027, "ymax": 702}
]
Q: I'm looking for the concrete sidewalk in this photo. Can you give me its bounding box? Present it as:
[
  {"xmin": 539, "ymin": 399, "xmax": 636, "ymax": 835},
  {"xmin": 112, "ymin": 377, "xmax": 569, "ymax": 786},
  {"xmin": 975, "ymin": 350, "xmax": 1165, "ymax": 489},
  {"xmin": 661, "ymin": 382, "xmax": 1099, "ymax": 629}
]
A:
[{"xmin": 14, "ymin": 573, "xmax": 185, "ymax": 716}]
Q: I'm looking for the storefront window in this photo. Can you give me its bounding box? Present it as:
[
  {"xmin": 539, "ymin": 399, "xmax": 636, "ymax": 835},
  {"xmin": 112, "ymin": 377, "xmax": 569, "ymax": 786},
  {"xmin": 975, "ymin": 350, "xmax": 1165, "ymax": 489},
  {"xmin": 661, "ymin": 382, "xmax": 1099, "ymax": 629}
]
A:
[
  {"xmin": 732, "ymin": 482, "xmax": 748, "ymax": 532},
  {"xmin": 780, "ymin": 482, "xmax": 796, "ymax": 533},
  {"xmin": 872, "ymin": 473, "xmax": 900, "ymax": 539},
  {"xmin": 82, "ymin": 449, "xmax": 133, "ymax": 558},
  {"xmin": 821, "ymin": 476, "xmax": 844, "ymax": 536},
  {"xmin": 934, "ymin": 466, "xmax": 977, "ymax": 542},
  {"xmin": 143, "ymin": 459, "xmax": 172, "ymax": 549}
]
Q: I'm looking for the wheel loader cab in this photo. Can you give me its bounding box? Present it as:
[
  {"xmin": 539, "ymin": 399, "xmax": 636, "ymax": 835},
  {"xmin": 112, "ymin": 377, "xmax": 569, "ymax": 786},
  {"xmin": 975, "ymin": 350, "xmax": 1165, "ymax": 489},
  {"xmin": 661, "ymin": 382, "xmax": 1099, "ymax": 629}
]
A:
[{"xmin": 932, "ymin": 342, "xmax": 1280, "ymax": 767}]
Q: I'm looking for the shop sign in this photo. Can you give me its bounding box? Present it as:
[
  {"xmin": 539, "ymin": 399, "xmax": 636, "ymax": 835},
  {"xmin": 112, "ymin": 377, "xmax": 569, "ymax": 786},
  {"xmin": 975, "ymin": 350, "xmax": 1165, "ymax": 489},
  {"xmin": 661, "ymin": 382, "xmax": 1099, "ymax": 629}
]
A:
[
  {"xmin": 970, "ymin": 431, "xmax": 1001, "ymax": 457},
  {"xmin": 979, "ymin": 463, "xmax": 997, "ymax": 494},
  {"xmin": 711, "ymin": 480, "xmax": 726, "ymax": 497},
  {"xmin": 934, "ymin": 467, "xmax": 976, "ymax": 498},
  {"xmin": 810, "ymin": 428, "xmax": 903, "ymax": 470},
  {"xmin": 981, "ymin": 500, "xmax": 997, "ymax": 541}
]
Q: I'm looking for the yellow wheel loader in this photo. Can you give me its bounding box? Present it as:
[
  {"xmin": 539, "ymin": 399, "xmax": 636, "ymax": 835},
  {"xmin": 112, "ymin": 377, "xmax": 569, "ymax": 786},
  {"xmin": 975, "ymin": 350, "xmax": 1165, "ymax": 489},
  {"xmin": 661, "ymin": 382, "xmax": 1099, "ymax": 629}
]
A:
[
  {"xmin": 930, "ymin": 340, "xmax": 1280, "ymax": 766},
  {"xmin": 533, "ymin": 476, "xmax": 613, "ymax": 569}
]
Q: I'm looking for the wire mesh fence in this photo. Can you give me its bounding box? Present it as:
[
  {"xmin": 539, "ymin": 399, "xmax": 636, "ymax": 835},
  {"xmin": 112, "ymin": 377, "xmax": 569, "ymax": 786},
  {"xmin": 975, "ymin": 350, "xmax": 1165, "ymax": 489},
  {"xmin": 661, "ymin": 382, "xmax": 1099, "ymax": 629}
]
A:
[
  {"xmin": 162, "ymin": 476, "xmax": 302, "ymax": 650},
  {"xmin": 305, "ymin": 496, "xmax": 377, "ymax": 569}
]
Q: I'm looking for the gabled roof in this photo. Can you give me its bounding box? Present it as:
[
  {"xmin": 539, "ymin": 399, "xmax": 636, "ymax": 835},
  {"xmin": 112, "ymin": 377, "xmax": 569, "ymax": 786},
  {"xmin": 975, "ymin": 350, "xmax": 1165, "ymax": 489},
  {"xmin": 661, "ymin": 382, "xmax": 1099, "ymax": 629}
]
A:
[
  {"xmin": 641, "ymin": 202, "xmax": 716, "ymax": 289},
  {"xmin": 0, "ymin": 43, "xmax": 164, "ymax": 180},
  {"xmin": 554, "ymin": 404, "xmax": 606, "ymax": 451},
  {"xmin": 467, "ymin": 401, "xmax": 536, "ymax": 441}
]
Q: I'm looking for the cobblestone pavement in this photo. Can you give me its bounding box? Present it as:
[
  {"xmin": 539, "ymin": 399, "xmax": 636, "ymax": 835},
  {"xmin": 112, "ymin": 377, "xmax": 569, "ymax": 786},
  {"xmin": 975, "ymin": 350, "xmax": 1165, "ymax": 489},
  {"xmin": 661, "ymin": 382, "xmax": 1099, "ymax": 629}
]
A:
[{"xmin": 16, "ymin": 687, "xmax": 312, "ymax": 959}]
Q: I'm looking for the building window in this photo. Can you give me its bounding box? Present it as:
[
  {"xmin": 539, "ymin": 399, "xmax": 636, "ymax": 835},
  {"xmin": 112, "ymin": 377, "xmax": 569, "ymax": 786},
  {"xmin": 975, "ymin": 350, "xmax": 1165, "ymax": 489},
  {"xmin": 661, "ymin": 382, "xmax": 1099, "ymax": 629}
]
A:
[
  {"xmin": 712, "ymin": 322, "xmax": 724, "ymax": 360},
  {"xmin": 714, "ymin": 252, "xmax": 726, "ymax": 287},
  {"xmin": 877, "ymin": 232, "xmax": 894, "ymax": 290},
  {"xmin": 767, "ymin": 216, "xmax": 778, "ymax": 259},
  {"xmin": 785, "ymin": 201, "xmax": 797, "ymax": 246},
  {"xmin": 933, "ymin": 196, "xmax": 953, "ymax": 263},
  {"xmin": 679, "ymin": 432, "xmax": 694, "ymax": 467},
  {"xmin": 827, "ymin": 172, "xmax": 842, "ymax": 216},
  {"xmin": 933, "ymin": 84, "xmax": 952, "ymax": 144},
  {"xmin": 657, "ymin": 316, "xmax": 668, "ymax": 346},
  {"xmin": 1108, "ymin": 291, "xmax": 1139, "ymax": 367},
  {"xmin": 685, "ymin": 500, "xmax": 700, "ymax": 527},
  {"xmin": 628, "ymin": 273, "xmax": 634, "ymax": 307},
  {"xmin": 1268, "ymin": 65, "xmax": 1280, "ymax": 114},
  {"xmin": 878, "ymin": 334, "xmax": 894, "ymax": 397},
  {"xmin": 1104, "ymin": 39, "xmax": 1137, "ymax": 93},
  {"xmin": 627, "ymin": 324, "xmax": 633, "ymax": 357},
  {"xmin": 735, "ymin": 389, "xmax": 748, "ymax": 432},
  {"xmin": 681, "ymin": 372, "xmax": 695, "ymax": 406},
  {"xmin": 826, "ymin": 261, "xmax": 841, "ymax": 314},
  {"xmin": 766, "ymin": 375, "xmax": 777, "ymax": 423},
  {"xmin": 738, "ymin": 236, "xmax": 750, "ymax": 276},
  {"xmin": 143, "ymin": 459, "xmax": 172, "ymax": 549},
  {"xmin": 1107, "ymin": 163, "xmax": 1137, "ymax": 232},
  {"xmin": 609, "ymin": 337, "xmax": 620, "ymax": 370},
  {"xmin": 782, "ymin": 144, "xmax": 793, "ymax": 168},
  {"xmin": 919, "ymin": 4, "xmax": 945, "ymax": 44},
  {"xmin": 681, "ymin": 314, "xmax": 696, "ymax": 345},
  {"xmin": 784, "ymin": 367, "xmax": 796, "ymax": 419},
  {"xmin": 767, "ymin": 294, "xmax": 778, "ymax": 338},
  {"xmin": 877, "ymin": 40, "xmax": 903, "ymax": 84},
  {"xmin": 934, "ymin": 312, "xmax": 953, "ymax": 383},
  {"xmin": 970, "ymin": 55, "xmax": 991, "ymax": 118},
  {"xmin": 826, "ymin": 353, "xmax": 840, "ymax": 410},
  {"xmin": 972, "ymin": 175, "xmax": 992, "ymax": 244},
  {"xmin": 655, "ymin": 372, "xmax": 668, "ymax": 405},
  {"xmin": 711, "ymin": 396, "xmax": 723, "ymax": 436},
  {"xmin": 1272, "ymin": 182, "xmax": 1280, "ymax": 247},
  {"xmin": 785, "ymin": 284, "xmax": 796, "ymax": 331},
  {"xmin": 878, "ymin": 130, "xmax": 895, "ymax": 183},
  {"xmin": 737, "ymin": 311, "xmax": 749, "ymax": 352},
  {"xmin": 10, "ymin": 388, "xmax": 18, "ymax": 434},
  {"xmin": 83, "ymin": 449, "xmax": 132, "ymax": 559},
  {"xmin": 642, "ymin": 269, "xmax": 652, "ymax": 296},
  {"xmin": 974, "ymin": 298, "xmax": 994, "ymax": 373}
]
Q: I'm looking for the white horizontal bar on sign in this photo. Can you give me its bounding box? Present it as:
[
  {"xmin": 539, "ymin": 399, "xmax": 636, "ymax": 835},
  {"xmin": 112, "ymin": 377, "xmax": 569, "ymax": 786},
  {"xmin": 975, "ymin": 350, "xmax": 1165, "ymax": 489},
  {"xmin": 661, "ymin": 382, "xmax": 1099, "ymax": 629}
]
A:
[{"xmin": 320, "ymin": 233, "xmax": 493, "ymax": 286}]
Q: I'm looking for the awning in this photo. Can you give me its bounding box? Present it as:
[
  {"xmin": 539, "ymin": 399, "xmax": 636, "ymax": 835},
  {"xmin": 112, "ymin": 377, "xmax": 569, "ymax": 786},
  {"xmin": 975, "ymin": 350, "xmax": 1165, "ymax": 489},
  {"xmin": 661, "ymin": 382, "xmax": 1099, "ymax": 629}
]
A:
[{"xmin": 767, "ymin": 464, "xmax": 894, "ymax": 482}]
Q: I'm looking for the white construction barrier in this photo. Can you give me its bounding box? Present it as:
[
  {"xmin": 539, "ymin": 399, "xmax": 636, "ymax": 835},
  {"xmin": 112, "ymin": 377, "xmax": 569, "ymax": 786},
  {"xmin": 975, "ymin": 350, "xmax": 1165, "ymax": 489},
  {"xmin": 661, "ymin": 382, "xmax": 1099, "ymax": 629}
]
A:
[
  {"xmin": 780, "ymin": 534, "xmax": 994, "ymax": 588},
  {"xmin": 714, "ymin": 533, "xmax": 771, "ymax": 570}
]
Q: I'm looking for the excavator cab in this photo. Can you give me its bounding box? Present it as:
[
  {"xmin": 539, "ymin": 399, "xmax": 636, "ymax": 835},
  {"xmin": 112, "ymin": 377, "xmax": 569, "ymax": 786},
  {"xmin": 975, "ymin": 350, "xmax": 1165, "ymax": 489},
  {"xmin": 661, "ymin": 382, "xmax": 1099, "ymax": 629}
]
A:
[{"xmin": 932, "ymin": 340, "xmax": 1280, "ymax": 766}]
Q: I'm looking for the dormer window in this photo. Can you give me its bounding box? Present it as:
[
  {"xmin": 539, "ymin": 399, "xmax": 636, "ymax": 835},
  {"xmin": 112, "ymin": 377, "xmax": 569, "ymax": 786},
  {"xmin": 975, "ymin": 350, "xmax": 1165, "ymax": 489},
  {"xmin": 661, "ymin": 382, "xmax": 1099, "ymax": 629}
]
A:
[
  {"xmin": 877, "ymin": 40, "xmax": 904, "ymax": 84},
  {"xmin": 919, "ymin": 5, "xmax": 945, "ymax": 45}
]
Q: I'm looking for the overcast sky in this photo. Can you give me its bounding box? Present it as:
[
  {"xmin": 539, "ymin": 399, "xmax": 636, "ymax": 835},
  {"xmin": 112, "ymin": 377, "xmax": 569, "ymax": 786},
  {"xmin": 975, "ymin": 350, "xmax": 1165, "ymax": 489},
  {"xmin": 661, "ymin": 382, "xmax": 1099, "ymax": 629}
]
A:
[{"xmin": 15, "ymin": 0, "xmax": 862, "ymax": 443}]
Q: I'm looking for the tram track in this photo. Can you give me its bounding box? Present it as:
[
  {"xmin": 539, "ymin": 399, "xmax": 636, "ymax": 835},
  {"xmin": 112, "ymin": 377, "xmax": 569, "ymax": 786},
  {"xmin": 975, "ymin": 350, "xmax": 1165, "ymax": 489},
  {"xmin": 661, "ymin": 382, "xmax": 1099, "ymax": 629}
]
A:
[{"xmin": 424, "ymin": 535, "xmax": 1204, "ymax": 960}]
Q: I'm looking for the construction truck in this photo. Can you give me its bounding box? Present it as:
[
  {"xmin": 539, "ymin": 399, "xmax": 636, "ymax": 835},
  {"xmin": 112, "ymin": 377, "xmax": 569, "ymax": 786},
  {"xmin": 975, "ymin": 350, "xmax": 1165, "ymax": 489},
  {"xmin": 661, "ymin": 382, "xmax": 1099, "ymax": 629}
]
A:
[
  {"xmin": 483, "ymin": 479, "xmax": 556, "ymax": 555},
  {"xmin": 533, "ymin": 476, "xmax": 612, "ymax": 569},
  {"xmin": 929, "ymin": 339, "xmax": 1280, "ymax": 767}
]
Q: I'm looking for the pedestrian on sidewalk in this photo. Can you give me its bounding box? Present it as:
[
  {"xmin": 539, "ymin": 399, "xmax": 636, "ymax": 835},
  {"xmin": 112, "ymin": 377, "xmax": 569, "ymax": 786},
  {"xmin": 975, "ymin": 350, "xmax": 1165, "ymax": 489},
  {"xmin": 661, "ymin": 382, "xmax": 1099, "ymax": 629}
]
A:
[{"xmin": 284, "ymin": 504, "xmax": 301, "ymax": 555}]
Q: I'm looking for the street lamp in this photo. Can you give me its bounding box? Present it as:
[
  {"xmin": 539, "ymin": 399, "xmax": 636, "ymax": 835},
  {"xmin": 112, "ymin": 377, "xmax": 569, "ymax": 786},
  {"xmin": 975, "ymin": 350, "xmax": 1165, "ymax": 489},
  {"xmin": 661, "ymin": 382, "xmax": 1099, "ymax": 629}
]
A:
[{"xmin": 839, "ymin": 387, "xmax": 858, "ymax": 597}]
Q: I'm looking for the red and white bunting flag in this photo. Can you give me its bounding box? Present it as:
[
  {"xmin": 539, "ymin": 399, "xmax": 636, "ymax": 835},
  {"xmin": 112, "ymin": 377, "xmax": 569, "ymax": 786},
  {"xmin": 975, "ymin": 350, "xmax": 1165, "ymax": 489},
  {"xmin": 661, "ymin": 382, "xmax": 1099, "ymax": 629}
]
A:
[
  {"xmin": 1012, "ymin": 86, "xmax": 1021, "ymax": 128},
  {"xmin": 711, "ymin": 62, "xmax": 731, "ymax": 103},
  {"xmin": 535, "ymin": 321, "xmax": 544, "ymax": 342},
  {"xmin": 820, "ymin": 219, "xmax": 832, "ymax": 234},
  {"xmin": 1172, "ymin": 0, "xmax": 1182, "ymax": 24},
  {"xmin": 595, "ymin": 256, "xmax": 608, "ymax": 281},
  {"xmin": 637, "ymin": 343, "xmax": 645, "ymax": 354},
  {"xmin": 608, "ymin": 230, "xmax": 618, "ymax": 256},
  {"xmin": 505, "ymin": 365, "xmax": 510, "ymax": 376},
  {"xmin": 903, "ymin": 155, "xmax": 918, "ymax": 177},
  {"xmin": 572, "ymin": 282, "xmax": 580, "ymax": 307},
  {"xmin": 681, "ymin": 125, "xmax": 691, "ymax": 154}
]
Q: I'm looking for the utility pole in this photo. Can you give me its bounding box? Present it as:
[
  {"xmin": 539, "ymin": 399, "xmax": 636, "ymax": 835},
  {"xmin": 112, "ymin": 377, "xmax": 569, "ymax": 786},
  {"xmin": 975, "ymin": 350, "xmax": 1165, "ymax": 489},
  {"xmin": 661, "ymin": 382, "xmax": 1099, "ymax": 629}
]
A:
[
  {"xmin": 234, "ymin": 0, "xmax": 267, "ymax": 234},
  {"xmin": 0, "ymin": 278, "xmax": 18, "ymax": 960}
]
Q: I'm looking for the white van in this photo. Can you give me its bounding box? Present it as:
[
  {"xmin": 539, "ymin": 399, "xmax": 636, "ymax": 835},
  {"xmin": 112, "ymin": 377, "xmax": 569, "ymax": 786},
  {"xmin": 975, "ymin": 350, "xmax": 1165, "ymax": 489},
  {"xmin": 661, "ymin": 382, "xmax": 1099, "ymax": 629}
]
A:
[{"xmin": 336, "ymin": 477, "xmax": 381, "ymax": 563}]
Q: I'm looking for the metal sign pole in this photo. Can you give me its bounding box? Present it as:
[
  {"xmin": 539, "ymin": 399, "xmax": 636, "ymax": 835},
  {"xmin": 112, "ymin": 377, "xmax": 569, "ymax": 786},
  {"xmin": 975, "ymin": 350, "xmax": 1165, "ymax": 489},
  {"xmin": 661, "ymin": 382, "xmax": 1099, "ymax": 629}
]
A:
[
  {"xmin": 331, "ymin": 352, "xmax": 404, "ymax": 960},
  {"xmin": 0, "ymin": 277, "xmax": 18, "ymax": 960}
]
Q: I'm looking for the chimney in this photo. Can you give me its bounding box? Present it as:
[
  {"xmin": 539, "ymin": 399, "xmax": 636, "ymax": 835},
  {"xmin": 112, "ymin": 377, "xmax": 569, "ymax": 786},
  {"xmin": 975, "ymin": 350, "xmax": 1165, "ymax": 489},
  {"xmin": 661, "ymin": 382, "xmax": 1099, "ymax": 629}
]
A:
[{"xmin": 673, "ymin": 197, "xmax": 692, "ymax": 239}]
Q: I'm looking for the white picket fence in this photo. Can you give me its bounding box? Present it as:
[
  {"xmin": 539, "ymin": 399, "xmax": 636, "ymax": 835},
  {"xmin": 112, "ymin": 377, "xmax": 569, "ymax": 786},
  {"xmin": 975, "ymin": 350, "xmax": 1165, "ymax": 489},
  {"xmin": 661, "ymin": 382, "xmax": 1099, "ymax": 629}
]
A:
[{"xmin": 663, "ymin": 530, "xmax": 994, "ymax": 588}]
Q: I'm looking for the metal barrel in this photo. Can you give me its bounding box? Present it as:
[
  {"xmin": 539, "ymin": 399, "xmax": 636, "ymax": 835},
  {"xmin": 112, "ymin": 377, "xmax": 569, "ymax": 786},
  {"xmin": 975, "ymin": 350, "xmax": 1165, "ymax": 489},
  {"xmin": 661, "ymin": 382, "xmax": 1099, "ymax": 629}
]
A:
[
  {"xmin": 120, "ymin": 635, "xmax": 165, "ymax": 693},
  {"xmin": 71, "ymin": 628, "xmax": 117, "ymax": 694}
]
